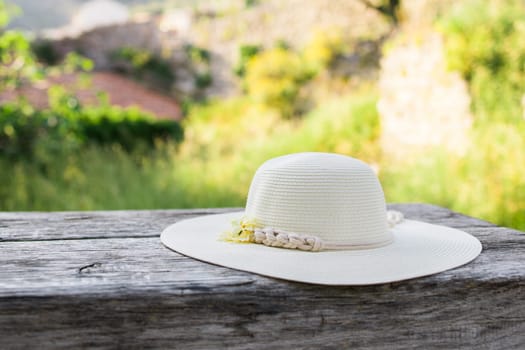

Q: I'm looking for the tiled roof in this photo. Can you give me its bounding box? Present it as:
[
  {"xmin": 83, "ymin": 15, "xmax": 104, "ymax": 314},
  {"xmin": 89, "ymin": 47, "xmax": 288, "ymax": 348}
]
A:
[{"xmin": 0, "ymin": 71, "xmax": 182, "ymax": 120}]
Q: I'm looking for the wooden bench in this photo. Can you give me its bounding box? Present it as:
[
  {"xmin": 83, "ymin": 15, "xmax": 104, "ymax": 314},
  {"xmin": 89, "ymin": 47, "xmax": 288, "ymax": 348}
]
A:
[{"xmin": 1, "ymin": 204, "xmax": 524, "ymax": 349}]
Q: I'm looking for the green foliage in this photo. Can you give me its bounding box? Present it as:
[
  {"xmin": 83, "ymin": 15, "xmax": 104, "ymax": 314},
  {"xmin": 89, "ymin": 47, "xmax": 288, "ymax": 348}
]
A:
[
  {"xmin": 275, "ymin": 39, "xmax": 290, "ymax": 51},
  {"xmin": 244, "ymin": 0, "xmax": 259, "ymax": 8},
  {"xmin": 77, "ymin": 107, "xmax": 183, "ymax": 152},
  {"xmin": 0, "ymin": 102, "xmax": 65, "ymax": 160},
  {"xmin": 0, "ymin": 0, "xmax": 19, "ymax": 28},
  {"xmin": 303, "ymin": 29, "xmax": 346, "ymax": 71},
  {"xmin": 62, "ymin": 52, "xmax": 94, "ymax": 73},
  {"xmin": 0, "ymin": 88, "xmax": 183, "ymax": 160},
  {"xmin": 381, "ymin": 122, "xmax": 525, "ymax": 230},
  {"xmin": 0, "ymin": 91, "xmax": 380, "ymax": 211},
  {"xmin": 234, "ymin": 44, "xmax": 261, "ymax": 77},
  {"xmin": 183, "ymin": 44, "xmax": 213, "ymax": 91},
  {"xmin": 0, "ymin": 2, "xmax": 184, "ymax": 209},
  {"xmin": 0, "ymin": 1, "xmax": 44, "ymax": 88},
  {"xmin": 239, "ymin": 30, "xmax": 353, "ymax": 117},
  {"xmin": 460, "ymin": 124, "xmax": 525, "ymax": 229},
  {"xmin": 0, "ymin": 30, "xmax": 42, "ymax": 89},
  {"xmin": 439, "ymin": 0, "xmax": 525, "ymax": 124},
  {"xmin": 244, "ymin": 47, "xmax": 315, "ymax": 117},
  {"xmin": 184, "ymin": 44, "xmax": 211, "ymax": 64},
  {"xmin": 31, "ymin": 39, "xmax": 60, "ymax": 65},
  {"xmin": 0, "ymin": 2, "xmax": 93, "ymax": 90},
  {"xmin": 111, "ymin": 47, "xmax": 175, "ymax": 90},
  {"xmin": 428, "ymin": 0, "xmax": 525, "ymax": 229},
  {"xmin": 357, "ymin": 0, "xmax": 401, "ymax": 25},
  {"xmin": 378, "ymin": 0, "xmax": 525, "ymax": 229},
  {"xmin": 195, "ymin": 71, "xmax": 212, "ymax": 89},
  {"xmin": 0, "ymin": 144, "xmax": 182, "ymax": 210}
]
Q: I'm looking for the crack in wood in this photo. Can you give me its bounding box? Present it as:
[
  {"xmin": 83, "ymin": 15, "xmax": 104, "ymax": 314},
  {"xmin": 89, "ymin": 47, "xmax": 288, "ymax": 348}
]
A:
[
  {"xmin": 64, "ymin": 216, "xmax": 93, "ymax": 221},
  {"xmin": 78, "ymin": 262, "xmax": 102, "ymax": 274}
]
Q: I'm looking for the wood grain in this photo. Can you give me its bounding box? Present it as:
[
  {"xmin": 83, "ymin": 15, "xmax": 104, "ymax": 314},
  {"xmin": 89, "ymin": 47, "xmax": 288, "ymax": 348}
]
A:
[
  {"xmin": 1, "ymin": 204, "xmax": 524, "ymax": 349},
  {"xmin": 0, "ymin": 208, "xmax": 236, "ymax": 242}
]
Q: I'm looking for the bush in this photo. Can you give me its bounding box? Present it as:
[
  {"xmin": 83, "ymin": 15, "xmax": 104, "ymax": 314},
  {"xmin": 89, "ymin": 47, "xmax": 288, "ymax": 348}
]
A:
[
  {"xmin": 184, "ymin": 44, "xmax": 211, "ymax": 65},
  {"xmin": 240, "ymin": 31, "xmax": 354, "ymax": 117},
  {"xmin": 183, "ymin": 44, "xmax": 213, "ymax": 92},
  {"xmin": 31, "ymin": 39, "xmax": 60, "ymax": 65},
  {"xmin": 302, "ymin": 28, "xmax": 346, "ymax": 71},
  {"xmin": 439, "ymin": 0, "xmax": 525, "ymax": 124},
  {"xmin": 0, "ymin": 90, "xmax": 184, "ymax": 160},
  {"xmin": 111, "ymin": 47, "xmax": 175, "ymax": 91},
  {"xmin": 432, "ymin": 0, "xmax": 525, "ymax": 229},
  {"xmin": 234, "ymin": 44, "xmax": 261, "ymax": 77},
  {"xmin": 0, "ymin": 30, "xmax": 42, "ymax": 89},
  {"xmin": 195, "ymin": 71, "xmax": 212, "ymax": 89},
  {"xmin": 0, "ymin": 103, "xmax": 62, "ymax": 159},
  {"xmin": 244, "ymin": 47, "xmax": 314, "ymax": 117},
  {"xmin": 381, "ymin": 123, "xmax": 525, "ymax": 230},
  {"xmin": 79, "ymin": 109, "xmax": 184, "ymax": 151}
]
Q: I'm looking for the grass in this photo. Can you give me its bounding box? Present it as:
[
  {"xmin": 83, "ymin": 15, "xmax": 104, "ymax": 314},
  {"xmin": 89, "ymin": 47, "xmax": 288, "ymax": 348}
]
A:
[
  {"xmin": 0, "ymin": 146, "xmax": 176, "ymax": 210},
  {"xmin": 0, "ymin": 91, "xmax": 380, "ymax": 210},
  {"xmin": 380, "ymin": 123, "xmax": 525, "ymax": 230}
]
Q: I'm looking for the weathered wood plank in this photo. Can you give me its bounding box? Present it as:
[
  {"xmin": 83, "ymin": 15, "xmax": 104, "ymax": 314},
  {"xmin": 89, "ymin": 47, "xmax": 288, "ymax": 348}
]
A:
[
  {"xmin": 0, "ymin": 208, "xmax": 236, "ymax": 242},
  {"xmin": 1, "ymin": 232, "xmax": 521, "ymax": 297},
  {"xmin": 0, "ymin": 204, "xmax": 524, "ymax": 349},
  {"xmin": 1, "ymin": 281, "xmax": 523, "ymax": 350},
  {"xmin": 0, "ymin": 223, "xmax": 524, "ymax": 297},
  {"xmin": 0, "ymin": 204, "xmax": 495, "ymax": 242}
]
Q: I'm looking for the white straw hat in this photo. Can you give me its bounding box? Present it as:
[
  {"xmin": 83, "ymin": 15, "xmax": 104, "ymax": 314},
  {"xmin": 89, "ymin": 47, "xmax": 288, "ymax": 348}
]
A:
[{"xmin": 161, "ymin": 152, "xmax": 482, "ymax": 285}]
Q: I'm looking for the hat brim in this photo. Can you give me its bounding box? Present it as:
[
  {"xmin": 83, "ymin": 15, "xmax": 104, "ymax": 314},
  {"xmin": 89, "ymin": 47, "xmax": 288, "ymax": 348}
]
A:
[{"xmin": 160, "ymin": 211, "xmax": 482, "ymax": 285}]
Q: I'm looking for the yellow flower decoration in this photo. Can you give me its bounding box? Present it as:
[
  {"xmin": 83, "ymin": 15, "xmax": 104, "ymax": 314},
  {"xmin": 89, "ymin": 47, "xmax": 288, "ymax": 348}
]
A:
[{"xmin": 220, "ymin": 217, "xmax": 260, "ymax": 243}]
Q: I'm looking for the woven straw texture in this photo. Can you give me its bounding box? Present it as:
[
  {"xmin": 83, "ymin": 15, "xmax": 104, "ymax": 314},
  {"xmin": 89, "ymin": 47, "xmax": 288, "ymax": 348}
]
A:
[{"xmin": 245, "ymin": 153, "xmax": 390, "ymax": 247}]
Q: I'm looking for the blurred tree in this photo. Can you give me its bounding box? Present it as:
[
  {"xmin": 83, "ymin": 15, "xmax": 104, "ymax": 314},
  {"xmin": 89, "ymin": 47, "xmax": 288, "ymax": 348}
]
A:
[
  {"xmin": 358, "ymin": 0, "xmax": 401, "ymax": 25},
  {"xmin": 0, "ymin": 1, "xmax": 42, "ymax": 90},
  {"xmin": 0, "ymin": 0, "xmax": 93, "ymax": 91},
  {"xmin": 234, "ymin": 44, "xmax": 261, "ymax": 77},
  {"xmin": 244, "ymin": 47, "xmax": 314, "ymax": 118},
  {"xmin": 302, "ymin": 29, "xmax": 345, "ymax": 71},
  {"xmin": 0, "ymin": 0, "xmax": 16, "ymax": 28},
  {"xmin": 440, "ymin": 0, "xmax": 525, "ymax": 124}
]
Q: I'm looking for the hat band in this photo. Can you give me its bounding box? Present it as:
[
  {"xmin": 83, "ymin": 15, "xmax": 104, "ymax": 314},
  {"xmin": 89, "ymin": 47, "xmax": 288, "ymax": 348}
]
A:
[
  {"xmin": 253, "ymin": 227, "xmax": 395, "ymax": 252},
  {"xmin": 253, "ymin": 227, "xmax": 324, "ymax": 251},
  {"xmin": 221, "ymin": 211, "xmax": 404, "ymax": 252}
]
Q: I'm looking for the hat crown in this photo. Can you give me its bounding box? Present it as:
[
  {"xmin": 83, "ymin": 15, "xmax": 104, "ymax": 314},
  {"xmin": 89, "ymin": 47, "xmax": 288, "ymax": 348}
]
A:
[{"xmin": 245, "ymin": 153, "xmax": 390, "ymax": 248}]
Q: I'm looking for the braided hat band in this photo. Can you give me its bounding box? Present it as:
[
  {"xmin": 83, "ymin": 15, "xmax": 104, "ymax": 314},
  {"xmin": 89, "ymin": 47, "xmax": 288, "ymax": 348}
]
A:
[{"xmin": 221, "ymin": 210, "xmax": 404, "ymax": 252}]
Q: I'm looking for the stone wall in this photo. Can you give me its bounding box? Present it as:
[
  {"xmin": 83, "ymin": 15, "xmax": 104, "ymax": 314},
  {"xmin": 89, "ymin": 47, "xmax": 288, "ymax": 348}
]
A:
[
  {"xmin": 46, "ymin": 18, "xmax": 202, "ymax": 99},
  {"xmin": 44, "ymin": 0, "xmax": 390, "ymax": 99},
  {"xmin": 49, "ymin": 20, "xmax": 164, "ymax": 69}
]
